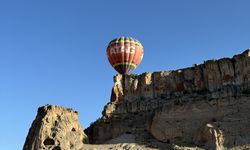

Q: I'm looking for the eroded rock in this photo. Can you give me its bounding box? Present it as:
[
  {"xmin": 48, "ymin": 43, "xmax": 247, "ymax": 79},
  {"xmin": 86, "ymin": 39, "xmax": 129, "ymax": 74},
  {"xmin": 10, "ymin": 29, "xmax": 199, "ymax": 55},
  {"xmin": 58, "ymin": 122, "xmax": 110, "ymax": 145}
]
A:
[
  {"xmin": 23, "ymin": 105, "xmax": 88, "ymax": 150},
  {"xmin": 24, "ymin": 50, "xmax": 250, "ymax": 150},
  {"xmin": 195, "ymin": 123, "xmax": 224, "ymax": 150},
  {"xmin": 87, "ymin": 50, "xmax": 250, "ymax": 150}
]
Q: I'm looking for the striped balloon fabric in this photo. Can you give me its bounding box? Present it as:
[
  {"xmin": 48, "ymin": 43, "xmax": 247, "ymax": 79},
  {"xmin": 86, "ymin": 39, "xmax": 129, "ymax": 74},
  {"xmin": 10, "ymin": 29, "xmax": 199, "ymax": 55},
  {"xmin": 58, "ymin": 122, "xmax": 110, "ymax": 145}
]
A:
[{"xmin": 106, "ymin": 36, "xmax": 144, "ymax": 74}]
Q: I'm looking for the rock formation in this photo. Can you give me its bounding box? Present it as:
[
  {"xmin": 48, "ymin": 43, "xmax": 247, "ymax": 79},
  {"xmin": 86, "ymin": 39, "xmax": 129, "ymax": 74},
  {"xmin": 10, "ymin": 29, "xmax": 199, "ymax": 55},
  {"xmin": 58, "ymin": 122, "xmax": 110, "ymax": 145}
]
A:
[
  {"xmin": 23, "ymin": 105, "xmax": 88, "ymax": 150},
  {"xmin": 86, "ymin": 50, "xmax": 250, "ymax": 149},
  {"xmin": 24, "ymin": 50, "xmax": 250, "ymax": 150},
  {"xmin": 195, "ymin": 123, "xmax": 224, "ymax": 150}
]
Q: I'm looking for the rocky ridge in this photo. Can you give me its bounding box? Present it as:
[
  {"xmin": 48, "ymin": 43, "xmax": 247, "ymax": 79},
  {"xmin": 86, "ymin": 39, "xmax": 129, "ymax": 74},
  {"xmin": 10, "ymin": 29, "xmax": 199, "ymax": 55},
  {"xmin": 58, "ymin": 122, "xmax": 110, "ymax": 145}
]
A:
[
  {"xmin": 86, "ymin": 50, "xmax": 250, "ymax": 149},
  {"xmin": 24, "ymin": 50, "xmax": 250, "ymax": 150}
]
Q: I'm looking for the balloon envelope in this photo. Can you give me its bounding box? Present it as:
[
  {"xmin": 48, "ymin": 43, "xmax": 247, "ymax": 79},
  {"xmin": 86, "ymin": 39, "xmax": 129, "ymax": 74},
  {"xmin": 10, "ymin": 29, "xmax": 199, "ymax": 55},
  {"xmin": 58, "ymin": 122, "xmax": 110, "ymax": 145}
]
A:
[{"xmin": 106, "ymin": 36, "xmax": 144, "ymax": 74}]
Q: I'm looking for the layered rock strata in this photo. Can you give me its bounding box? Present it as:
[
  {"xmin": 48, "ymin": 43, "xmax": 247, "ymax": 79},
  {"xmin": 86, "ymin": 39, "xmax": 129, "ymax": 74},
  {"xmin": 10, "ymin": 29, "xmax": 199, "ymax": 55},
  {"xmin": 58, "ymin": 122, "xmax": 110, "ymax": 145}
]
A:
[
  {"xmin": 23, "ymin": 105, "xmax": 88, "ymax": 150},
  {"xmin": 86, "ymin": 50, "xmax": 250, "ymax": 149}
]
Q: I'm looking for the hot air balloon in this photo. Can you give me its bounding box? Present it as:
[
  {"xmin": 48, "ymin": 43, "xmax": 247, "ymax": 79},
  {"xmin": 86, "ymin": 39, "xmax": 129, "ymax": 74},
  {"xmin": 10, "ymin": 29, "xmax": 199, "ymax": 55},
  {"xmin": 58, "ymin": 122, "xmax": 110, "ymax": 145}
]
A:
[{"xmin": 106, "ymin": 36, "xmax": 144, "ymax": 74}]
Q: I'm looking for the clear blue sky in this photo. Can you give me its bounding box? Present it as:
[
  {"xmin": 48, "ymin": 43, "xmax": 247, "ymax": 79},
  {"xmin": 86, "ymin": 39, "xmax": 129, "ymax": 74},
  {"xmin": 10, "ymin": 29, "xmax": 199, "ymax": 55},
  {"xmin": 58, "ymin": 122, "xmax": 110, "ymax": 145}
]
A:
[{"xmin": 0, "ymin": 0, "xmax": 249, "ymax": 149}]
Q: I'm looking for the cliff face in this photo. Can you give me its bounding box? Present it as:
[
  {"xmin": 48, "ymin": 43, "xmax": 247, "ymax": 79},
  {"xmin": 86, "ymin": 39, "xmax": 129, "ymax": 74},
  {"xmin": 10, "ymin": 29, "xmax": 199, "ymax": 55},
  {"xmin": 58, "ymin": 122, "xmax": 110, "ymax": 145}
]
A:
[
  {"xmin": 86, "ymin": 50, "xmax": 250, "ymax": 149},
  {"xmin": 24, "ymin": 50, "xmax": 250, "ymax": 150}
]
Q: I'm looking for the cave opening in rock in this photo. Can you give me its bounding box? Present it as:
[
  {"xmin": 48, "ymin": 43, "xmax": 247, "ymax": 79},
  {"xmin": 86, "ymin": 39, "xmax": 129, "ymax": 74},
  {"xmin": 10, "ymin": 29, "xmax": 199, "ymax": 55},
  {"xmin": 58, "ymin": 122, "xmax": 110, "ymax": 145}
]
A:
[{"xmin": 43, "ymin": 138, "xmax": 55, "ymax": 146}]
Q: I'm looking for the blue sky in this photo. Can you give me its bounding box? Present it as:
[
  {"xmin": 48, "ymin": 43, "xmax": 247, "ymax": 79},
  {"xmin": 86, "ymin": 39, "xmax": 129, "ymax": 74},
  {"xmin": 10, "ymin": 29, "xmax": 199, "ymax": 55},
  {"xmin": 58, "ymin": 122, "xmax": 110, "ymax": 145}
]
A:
[{"xmin": 0, "ymin": 0, "xmax": 250, "ymax": 149}]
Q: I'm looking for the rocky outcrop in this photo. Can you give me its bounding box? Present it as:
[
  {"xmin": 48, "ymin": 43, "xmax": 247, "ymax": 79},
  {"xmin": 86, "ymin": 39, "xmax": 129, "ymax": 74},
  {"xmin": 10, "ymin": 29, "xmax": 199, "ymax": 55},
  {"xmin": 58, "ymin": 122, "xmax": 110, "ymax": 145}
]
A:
[
  {"xmin": 107, "ymin": 50, "xmax": 250, "ymax": 104},
  {"xmin": 23, "ymin": 105, "xmax": 88, "ymax": 150},
  {"xmin": 86, "ymin": 50, "xmax": 250, "ymax": 149},
  {"xmin": 195, "ymin": 123, "xmax": 224, "ymax": 150},
  {"xmin": 23, "ymin": 50, "xmax": 250, "ymax": 150}
]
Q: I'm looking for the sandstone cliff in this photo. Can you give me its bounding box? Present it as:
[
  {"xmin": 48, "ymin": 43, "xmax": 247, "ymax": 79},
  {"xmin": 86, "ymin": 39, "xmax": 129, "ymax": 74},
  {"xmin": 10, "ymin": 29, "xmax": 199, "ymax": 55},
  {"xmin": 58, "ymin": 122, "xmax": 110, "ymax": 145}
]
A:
[
  {"xmin": 86, "ymin": 50, "xmax": 250, "ymax": 149},
  {"xmin": 24, "ymin": 50, "xmax": 250, "ymax": 150}
]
